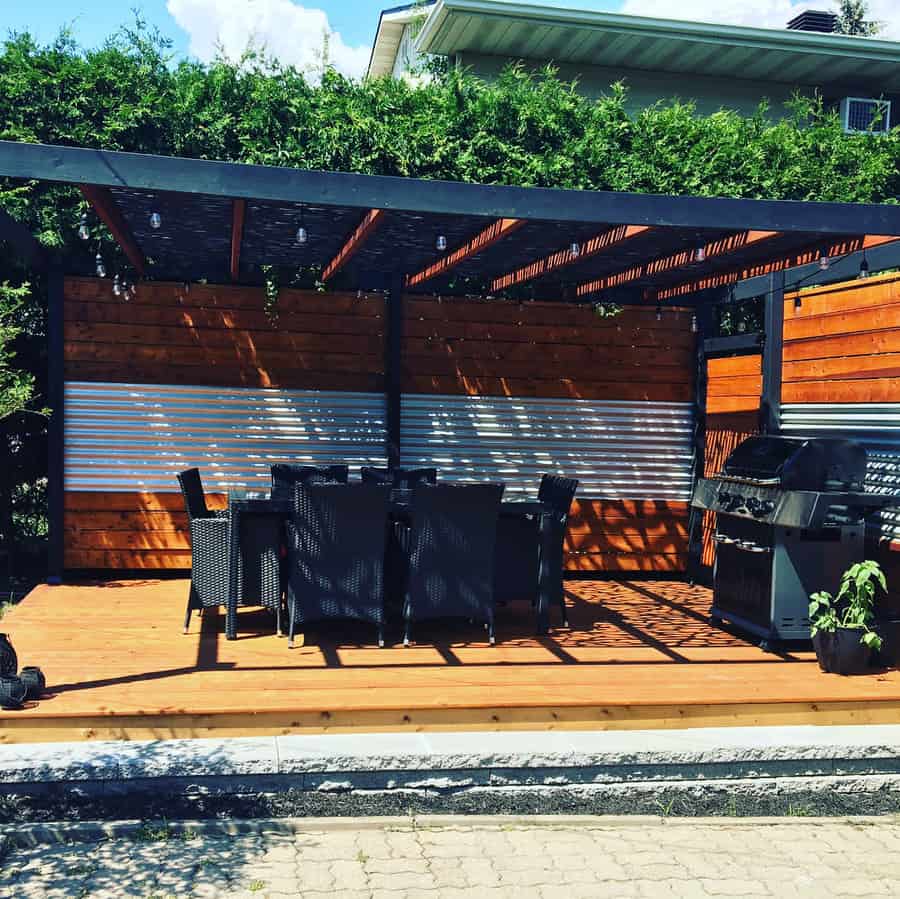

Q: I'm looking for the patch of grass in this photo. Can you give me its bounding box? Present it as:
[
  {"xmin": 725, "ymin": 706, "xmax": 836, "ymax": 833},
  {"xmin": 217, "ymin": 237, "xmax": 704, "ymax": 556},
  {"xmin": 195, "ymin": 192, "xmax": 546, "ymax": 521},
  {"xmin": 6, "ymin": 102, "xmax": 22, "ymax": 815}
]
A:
[
  {"xmin": 655, "ymin": 797, "xmax": 676, "ymax": 817},
  {"xmin": 786, "ymin": 803, "xmax": 813, "ymax": 818}
]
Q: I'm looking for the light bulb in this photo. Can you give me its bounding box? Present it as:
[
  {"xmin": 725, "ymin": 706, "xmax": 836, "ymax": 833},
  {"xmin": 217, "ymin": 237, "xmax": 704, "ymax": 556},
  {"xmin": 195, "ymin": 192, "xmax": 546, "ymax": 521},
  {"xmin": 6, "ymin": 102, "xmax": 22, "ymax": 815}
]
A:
[
  {"xmin": 655, "ymin": 304, "xmax": 662, "ymax": 322},
  {"xmin": 859, "ymin": 256, "xmax": 870, "ymax": 279},
  {"xmin": 691, "ymin": 313, "xmax": 698, "ymax": 333},
  {"xmin": 296, "ymin": 226, "xmax": 308, "ymax": 245},
  {"xmin": 95, "ymin": 253, "xmax": 106, "ymax": 278},
  {"xmin": 78, "ymin": 214, "xmax": 90, "ymax": 241},
  {"xmin": 819, "ymin": 254, "xmax": 830, "ymax": 271},
  {"xmin": 570, "ymin": 242, "xmax": 581, "ymax": 258},
  {"xmin": 149, "ymin": 212, "xmax": 162, "ymax": 230},
  {"xmin": 113, "ymin": 275, "xmax": 122, "ymax": 297},
  {"xmin": 695, "ymin": 246, "xmax": 707, "ymax": 263},
  {"xmin": 436, "ymin": 235, "xmax": 448, "ymax": 252},
  {"xmin": 794, "ymin": 295, "xmax": 803, "ymax": 311}
]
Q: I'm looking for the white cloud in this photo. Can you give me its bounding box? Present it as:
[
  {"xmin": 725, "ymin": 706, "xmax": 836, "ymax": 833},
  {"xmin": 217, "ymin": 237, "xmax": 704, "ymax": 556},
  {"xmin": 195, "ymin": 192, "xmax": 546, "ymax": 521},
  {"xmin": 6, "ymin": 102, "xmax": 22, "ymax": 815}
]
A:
[
  {"xmin": 166, "ymin": 0, "xmax": 371, "ymax": 78},
  {"xmin": 620, "ymin": 1, "xmax": 900, "ymax": 40}
]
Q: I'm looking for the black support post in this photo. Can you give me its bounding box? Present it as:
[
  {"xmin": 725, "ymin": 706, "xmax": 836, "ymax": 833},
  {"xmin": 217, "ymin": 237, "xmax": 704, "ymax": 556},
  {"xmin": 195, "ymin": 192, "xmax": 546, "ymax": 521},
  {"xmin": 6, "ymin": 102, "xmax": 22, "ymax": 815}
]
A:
[
  {"xmin": 760, "ymin": 270, "xmax": 785, "ymax": 435},
  {"xmin": 385, "ymin": 272, "xmax": 404, "ymax": 470},
  {"xmin": 46, "ymin": 264, "xmax": 65, "ymax": 584},
  {"xmin": 687, "ymin": 302, "xmax": 715, "ymax": 585}
]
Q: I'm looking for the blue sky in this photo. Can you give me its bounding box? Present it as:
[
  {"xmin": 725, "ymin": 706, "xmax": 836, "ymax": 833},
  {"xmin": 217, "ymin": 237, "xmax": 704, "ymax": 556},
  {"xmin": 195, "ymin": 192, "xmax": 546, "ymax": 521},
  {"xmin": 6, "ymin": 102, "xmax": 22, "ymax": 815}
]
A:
[{"xmin": 3, "ymin": 2, "xmax": 893, "ymax": 78}]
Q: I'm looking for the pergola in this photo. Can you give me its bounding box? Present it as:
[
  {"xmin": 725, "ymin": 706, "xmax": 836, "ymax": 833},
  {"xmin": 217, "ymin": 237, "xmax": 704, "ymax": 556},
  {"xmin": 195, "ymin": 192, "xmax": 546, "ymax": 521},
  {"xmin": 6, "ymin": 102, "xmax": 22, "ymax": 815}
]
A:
[{"xmin": 2, "ymin": 139, "xmax": 900, "ymax": 581}]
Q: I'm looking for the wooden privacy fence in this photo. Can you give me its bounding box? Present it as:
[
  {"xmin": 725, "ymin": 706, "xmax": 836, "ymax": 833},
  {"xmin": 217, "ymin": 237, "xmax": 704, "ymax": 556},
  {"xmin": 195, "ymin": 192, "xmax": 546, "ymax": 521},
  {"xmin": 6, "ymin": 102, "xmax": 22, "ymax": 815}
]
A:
[{"xmin": 61, "ymin": 278, "xmax": 695, "ymax": 573}]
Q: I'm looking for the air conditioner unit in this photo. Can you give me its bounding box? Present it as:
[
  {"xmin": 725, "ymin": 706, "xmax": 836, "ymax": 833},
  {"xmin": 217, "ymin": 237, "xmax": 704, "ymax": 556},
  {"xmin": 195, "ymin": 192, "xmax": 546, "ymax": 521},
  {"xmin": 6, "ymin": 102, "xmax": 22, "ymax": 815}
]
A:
[{"xmin": 840, "ymin": 97, "xmax": 892, "ymax": 134}]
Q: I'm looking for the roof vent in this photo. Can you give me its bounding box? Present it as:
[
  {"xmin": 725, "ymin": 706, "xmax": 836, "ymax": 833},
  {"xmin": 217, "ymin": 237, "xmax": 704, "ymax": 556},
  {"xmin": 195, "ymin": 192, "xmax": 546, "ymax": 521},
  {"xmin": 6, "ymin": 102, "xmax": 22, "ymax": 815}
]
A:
[{"xmin": 786, "ymin": 10, "xmax": 838, "ymax": 33}]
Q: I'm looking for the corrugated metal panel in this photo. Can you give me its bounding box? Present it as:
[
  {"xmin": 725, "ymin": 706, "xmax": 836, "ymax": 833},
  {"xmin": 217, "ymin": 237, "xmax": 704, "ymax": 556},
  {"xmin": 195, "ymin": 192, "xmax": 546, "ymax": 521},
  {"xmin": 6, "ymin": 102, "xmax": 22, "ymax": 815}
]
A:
[
  {"xmin": 65, "ymin": 382, "xmax": 387, "ymax": 492},
  {"xmin": 401, "ymin": 394, "xmax": 694, "ymax": 500},
  {"xmin": 781, "ymin": 403, "xmax": 900, "ymax": 541}
]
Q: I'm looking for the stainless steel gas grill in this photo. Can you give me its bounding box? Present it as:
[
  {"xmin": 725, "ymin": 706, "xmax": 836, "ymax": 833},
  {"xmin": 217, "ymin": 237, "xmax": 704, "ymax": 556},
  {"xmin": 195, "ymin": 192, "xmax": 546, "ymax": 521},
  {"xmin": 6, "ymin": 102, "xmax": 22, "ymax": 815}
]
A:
[{"xmin": 691, "ymin": 435, "xmax": 898, "ymax": 648}]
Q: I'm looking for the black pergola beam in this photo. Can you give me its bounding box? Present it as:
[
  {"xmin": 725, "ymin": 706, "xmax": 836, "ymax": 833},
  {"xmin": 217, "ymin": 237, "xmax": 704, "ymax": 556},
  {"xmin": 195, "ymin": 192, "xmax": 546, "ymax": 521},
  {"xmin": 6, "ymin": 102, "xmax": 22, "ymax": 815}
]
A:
[
  {"xmin": 0, "ymin": 205, "xmax": 46, "ymax": 269},
  {"xmin": 732, "ymin": 238, "xmax": 900, "ymax": 301},
  {"xmin": 2, "ymin": 141, "xmax": 900, "ymax": 236}
]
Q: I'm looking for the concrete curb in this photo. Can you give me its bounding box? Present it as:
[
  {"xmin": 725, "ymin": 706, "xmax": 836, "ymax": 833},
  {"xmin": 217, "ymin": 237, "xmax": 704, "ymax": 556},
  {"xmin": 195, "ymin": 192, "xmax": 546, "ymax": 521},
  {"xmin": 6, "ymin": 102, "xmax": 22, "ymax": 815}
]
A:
[
  {"xmin": 5, "ymin": 813, "xmax": 900, "ymax": 848},
  {"xmin": 3, "ymin": 726, "xmax": 900, "ymax": 821}
]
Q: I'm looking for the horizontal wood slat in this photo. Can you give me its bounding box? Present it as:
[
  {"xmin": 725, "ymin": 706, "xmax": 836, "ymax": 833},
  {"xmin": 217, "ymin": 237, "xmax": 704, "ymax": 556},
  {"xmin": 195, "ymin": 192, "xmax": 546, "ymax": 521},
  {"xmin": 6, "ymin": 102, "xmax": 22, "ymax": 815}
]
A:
[
  {"xmin": 782, "ymin": 274, "xmax": 900, "ymax": 405},
  {"xmin": 702, "ymin": 358, "xmax": 762, "ymax": 568},
  {"xmin": 564, "ymin": 500, "xmax": 689, "ymax": 572},
  {"xmin": 403, "ymin": 297, "xmax": 694, "ymax": 402},
  {"xmin": 64, "ymin": 278, "xmax": 385, "ymax": 390}
]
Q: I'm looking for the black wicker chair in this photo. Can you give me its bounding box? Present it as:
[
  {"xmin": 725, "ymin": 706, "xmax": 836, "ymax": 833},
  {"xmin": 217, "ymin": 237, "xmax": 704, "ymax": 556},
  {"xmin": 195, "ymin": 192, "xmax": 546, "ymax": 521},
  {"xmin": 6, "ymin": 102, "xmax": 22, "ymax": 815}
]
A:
[
  {"xmin": 285, "ymin": 483, "xmax": 391, "ymax": 648},
  {"xmin": 177, "ymin": 467, "xmax": 230, "ymax": 634},
  {"xmin": 271, "ymin": 464, "xmax": 349, "ymax": 501},
  {"xmin": 537, "ymin": 474, "xmax": 579, "ymax": 626},
  {"xmin": 493, "ymin": 473, "xmax": 578, "ymax": 627},
  {"xmin": 397, "ymin": 483, "xmax": 504, "ymax": 646},
  {"xmin": 361, "ymin": 467, "xmax": 438, "ymax": 489}
]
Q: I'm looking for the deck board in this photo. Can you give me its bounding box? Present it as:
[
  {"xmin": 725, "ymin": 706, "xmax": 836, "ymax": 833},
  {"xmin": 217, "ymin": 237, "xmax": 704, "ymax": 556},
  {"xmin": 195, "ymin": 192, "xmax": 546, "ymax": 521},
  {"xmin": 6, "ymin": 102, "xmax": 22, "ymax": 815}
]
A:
[{"xmin": 2, "ymin": 579, "xmax": 900, "ymax": 742}]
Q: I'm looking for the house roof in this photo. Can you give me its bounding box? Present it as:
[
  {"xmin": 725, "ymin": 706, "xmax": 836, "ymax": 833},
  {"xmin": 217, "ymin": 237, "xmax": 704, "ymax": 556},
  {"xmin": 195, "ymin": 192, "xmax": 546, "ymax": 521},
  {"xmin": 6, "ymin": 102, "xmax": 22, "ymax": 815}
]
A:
[
  {"xmin": 412, "ymin": 0, "xmax": 900, "ymax": 92},
  {"xmin": 2, "ymin": 140, "xmax": 899, "ymax": 303},
  {"xmin": 368, "ymin": 3, "xmax": 436, "ymax": 79}
]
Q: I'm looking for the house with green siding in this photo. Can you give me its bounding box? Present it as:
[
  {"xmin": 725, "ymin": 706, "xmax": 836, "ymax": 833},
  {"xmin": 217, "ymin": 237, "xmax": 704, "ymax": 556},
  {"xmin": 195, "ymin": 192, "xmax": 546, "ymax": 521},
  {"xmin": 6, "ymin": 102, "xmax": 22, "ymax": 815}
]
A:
[{"xmin": 368, "ymin": 1, "xmax": 900, "ymax": 125}]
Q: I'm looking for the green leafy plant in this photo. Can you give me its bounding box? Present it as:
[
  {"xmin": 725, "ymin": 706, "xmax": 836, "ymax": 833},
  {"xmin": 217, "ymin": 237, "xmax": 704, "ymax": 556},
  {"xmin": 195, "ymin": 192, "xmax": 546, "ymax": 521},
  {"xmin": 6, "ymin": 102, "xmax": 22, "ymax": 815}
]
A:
[{"xmin": 809, "ymin": 560, "xmax": 887, "ymax": 651}]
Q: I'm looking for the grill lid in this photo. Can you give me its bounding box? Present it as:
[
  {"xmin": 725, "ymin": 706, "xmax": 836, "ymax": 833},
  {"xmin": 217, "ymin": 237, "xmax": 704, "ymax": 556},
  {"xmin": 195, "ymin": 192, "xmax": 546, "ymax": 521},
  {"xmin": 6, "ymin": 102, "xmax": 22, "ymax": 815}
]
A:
[{"xmin": 720, "ymin": 436, "xmax": 867, "ymax": 491}]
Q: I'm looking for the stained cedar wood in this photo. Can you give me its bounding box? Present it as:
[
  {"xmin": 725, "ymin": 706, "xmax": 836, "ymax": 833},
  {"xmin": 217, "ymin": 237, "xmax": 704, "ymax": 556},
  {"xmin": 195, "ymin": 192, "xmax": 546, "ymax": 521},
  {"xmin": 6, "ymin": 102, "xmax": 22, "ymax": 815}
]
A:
[
  {"xmin": 701, "ymin": 354, "xmax": 762, "ymax": 567},
  {"xmin": 64, "ymin": 494, "xmax": 689, "ymax": 572},
  {"xmin": 782, "ymin": 272, "xmax": 900, "ymax": 403},
  {"xmin": 5, "ymin": 578, "xmax": 900, "ymax": 743},
  {"xmin": 64, "ymin": 280, "xmax": 695, "ymax": 573},
  {"xmin": 782, "ymin": 273, "xmax": 900, "ymax": 608}
]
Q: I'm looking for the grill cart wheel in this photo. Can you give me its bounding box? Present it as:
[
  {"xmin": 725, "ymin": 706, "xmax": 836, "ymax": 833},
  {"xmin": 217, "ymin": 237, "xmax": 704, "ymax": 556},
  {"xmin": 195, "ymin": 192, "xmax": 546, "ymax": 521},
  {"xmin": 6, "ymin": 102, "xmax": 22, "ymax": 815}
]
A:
[{"xmin": 0, "ymin": 634, "xmax": 17, "ymax": 678}]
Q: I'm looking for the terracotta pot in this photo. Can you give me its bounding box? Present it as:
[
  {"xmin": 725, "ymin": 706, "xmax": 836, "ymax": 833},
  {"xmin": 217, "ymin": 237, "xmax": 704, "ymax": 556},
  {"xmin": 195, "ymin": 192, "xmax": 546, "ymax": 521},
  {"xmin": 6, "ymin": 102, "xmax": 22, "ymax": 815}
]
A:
[{"xmin": 812, "ymin": 629, "xmax": 874, "ymax": 676}]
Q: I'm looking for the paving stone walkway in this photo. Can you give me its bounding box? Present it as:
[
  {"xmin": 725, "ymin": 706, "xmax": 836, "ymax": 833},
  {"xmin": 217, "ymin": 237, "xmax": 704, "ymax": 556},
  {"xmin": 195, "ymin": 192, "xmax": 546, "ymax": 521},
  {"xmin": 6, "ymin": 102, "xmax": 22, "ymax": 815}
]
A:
[{"xmin": 1, "ymin": 816, "xmax": 899, "ymax": 898}]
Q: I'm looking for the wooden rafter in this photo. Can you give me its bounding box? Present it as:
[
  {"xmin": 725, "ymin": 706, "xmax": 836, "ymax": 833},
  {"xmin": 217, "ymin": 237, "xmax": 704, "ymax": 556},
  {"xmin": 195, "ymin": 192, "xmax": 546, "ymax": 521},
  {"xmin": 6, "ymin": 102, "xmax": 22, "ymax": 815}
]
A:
[
  {"xmin": 406, "ymin": 218, "xmax": 524, "ymax": 289},
  {"xmin": 79, "ymin": 184, "xmax": 147, "ymax": 277},
  {"xmin": 230, "ymin": 199, "xmax": 246, "ymax": 282},
  {"xmin": 491, "ymin": 224, "xmax": 652, "ymax": 292},
  {"xmin": 653, "ymin": 234, "xmax": 900, "ymax": 301},
  {"xmin": 575, "ymin": 230, "xmax": 780, "ymax": 300},
  {"xmin": 322, "ymin": 208, "xmax": 385, "ymax": 282}
]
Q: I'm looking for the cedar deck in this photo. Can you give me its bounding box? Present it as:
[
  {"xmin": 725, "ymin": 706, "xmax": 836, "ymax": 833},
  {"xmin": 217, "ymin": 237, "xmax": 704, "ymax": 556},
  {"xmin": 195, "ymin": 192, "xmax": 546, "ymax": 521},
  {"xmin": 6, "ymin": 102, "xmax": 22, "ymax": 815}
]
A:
[{"xmin": 4, "ymin": 578, "xmax": 900, "ymax": 743}]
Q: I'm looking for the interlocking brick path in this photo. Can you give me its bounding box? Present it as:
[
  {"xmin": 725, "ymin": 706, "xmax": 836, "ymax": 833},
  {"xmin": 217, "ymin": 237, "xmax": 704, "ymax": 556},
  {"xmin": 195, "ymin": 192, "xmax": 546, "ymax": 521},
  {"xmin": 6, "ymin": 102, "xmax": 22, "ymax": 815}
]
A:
[{"xmin": 2, "ymin": 816, "xmax": 899, "ymax": 898}]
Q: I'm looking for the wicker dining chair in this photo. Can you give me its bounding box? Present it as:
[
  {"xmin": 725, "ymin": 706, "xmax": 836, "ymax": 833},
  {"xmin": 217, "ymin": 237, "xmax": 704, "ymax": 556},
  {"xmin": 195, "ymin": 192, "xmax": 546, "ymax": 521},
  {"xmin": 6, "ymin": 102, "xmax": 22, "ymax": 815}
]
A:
[
  {"xmin": 270, "ymin": 464, "xmax": 349, "ymax": 502},
  {"xmin": 537, "ymin": 474, "xmax": 579, "ymax": 626},
  {"xmin": 177, "ymin": 467, "xmax": 230, "ymax": 634},
  {"xmin": 361, "ymin": 467, "xmax": 438, "ymax": 489},
  {"xmin": 493, "ymin": 473, "xmax": 578, "ymax": 626},
  {"xmin": 397, "ymin": 483, "xmax": 504, "ymax": 646},
  {"xmin": 285, "ymin": 483, "xmax": 391, "ymax": 648}
]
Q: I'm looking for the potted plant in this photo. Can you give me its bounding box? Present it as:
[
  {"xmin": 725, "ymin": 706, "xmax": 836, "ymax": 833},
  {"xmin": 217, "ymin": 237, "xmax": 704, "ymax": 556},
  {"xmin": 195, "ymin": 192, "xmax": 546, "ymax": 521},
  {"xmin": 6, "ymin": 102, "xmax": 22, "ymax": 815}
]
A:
[{"xmin": 809, "ymin": 560, "xmax": 887, "ymax": 675}]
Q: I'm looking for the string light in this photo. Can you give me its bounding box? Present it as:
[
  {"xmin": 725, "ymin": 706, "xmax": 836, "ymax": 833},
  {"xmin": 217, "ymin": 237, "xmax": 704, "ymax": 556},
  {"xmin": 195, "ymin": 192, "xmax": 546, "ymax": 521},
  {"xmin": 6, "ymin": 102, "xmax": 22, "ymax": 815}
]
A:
[
  {"xmin": 694, "ymin": 245, "xmax": 707, "ymax": 263},
  {"xmin": 569, "ymin": 242, "xmax": 581, "ymax": 259},
  {"xmin": 296, "ymin": 206, "xmax": 308, "ymax": 244},
  {"xmin": 77, "ymin": 213, "xmax": 90, "ymax": 241},
  {"xmin": 436, "ymin": 235, "xmax": 448, "ymax": 252},
  {"xmin": 95, "ymin": 253, "xmax": 106, "ymax": 278},
  {"xmin": 794, "ymin": 295, "xmax": 802, "ymax": 311},
  {"xmin": 858, "ymin": 253, "xmax": 870, "ymax": 279},
  {"xmin": 691, "ymin": 313, "xmax": 698, "ymax": 333},
  {"xmin": 818, "ymin": 251, "xmax": 830, "ymax": 271},
  {"xmin": 149, "ymin": 212, "xmax": 162, "ymax": 230},
  {"xmin": 113, "ymin": 274, "xmax": 122, "ymax": 297},
  {"xmin": 655, "ymin": 304, "xmax": 662, "ymax": 322}
]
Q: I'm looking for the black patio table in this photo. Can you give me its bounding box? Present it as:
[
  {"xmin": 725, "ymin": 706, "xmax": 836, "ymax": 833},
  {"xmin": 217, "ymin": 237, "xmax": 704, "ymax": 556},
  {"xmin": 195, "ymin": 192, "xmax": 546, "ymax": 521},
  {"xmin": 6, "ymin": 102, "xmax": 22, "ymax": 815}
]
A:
[{"xmin": 226, "ymin": 489, "xmax": 559, "ymax": 639}]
